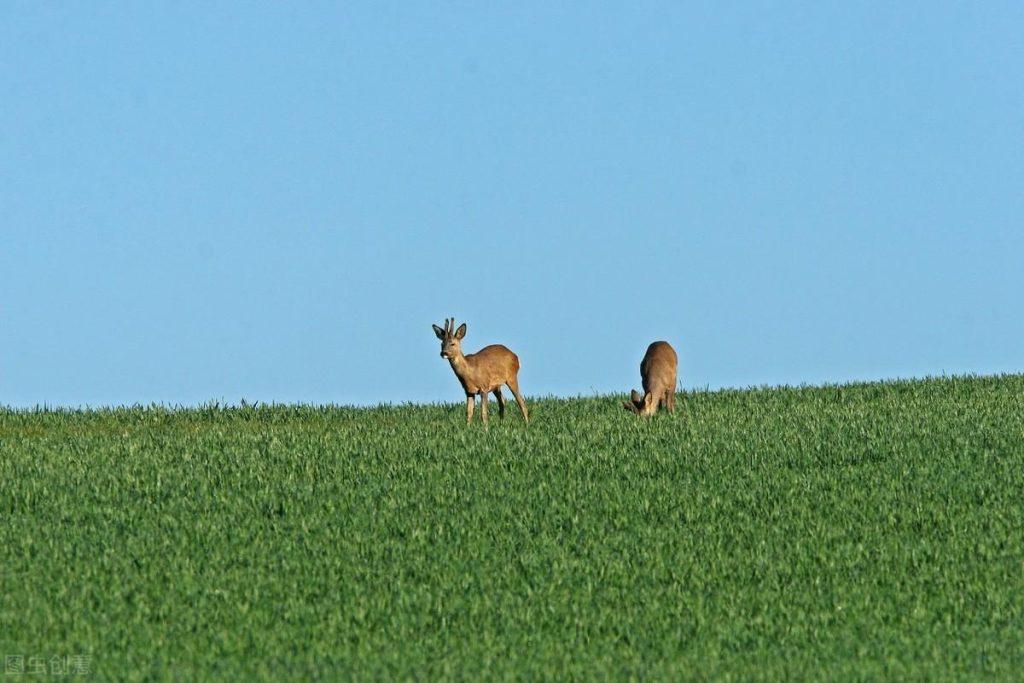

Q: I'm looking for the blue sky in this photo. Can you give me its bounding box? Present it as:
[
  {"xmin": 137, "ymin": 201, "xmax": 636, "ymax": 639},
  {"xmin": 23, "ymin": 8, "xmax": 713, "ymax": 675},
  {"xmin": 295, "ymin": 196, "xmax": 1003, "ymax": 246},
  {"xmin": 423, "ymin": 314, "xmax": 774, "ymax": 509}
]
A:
[{"xmin": 3, "ymin": 2, "xmax": 1022, "ymax": 407}]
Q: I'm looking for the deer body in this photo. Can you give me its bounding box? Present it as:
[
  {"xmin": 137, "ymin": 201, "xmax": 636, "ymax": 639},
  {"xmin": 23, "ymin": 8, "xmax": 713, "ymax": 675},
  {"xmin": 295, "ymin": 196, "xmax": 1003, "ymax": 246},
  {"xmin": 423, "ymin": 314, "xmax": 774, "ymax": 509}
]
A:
[
  {"xmin": 624, "ymin": 341, "xmax": 678, "ymax": 416},
  {"xmin": 433, "ymin": 318, "xmax": 529, "ymax": 424}
]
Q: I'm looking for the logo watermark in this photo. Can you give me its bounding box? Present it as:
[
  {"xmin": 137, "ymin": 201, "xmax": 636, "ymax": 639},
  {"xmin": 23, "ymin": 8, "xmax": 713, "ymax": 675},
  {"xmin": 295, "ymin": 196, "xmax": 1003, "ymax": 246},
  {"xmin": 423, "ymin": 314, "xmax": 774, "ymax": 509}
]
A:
[{"xmin": 4, "ymin": 655, "xmax": 91, "ymax": 677}]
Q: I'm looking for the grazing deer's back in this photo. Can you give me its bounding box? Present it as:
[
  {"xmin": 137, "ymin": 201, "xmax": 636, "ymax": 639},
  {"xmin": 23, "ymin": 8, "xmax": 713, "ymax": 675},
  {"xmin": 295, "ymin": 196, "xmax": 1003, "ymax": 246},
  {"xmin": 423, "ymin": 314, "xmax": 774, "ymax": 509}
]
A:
[{"xmin": 641, "ymin": 341, "xmax": 677, "ymax": 390}]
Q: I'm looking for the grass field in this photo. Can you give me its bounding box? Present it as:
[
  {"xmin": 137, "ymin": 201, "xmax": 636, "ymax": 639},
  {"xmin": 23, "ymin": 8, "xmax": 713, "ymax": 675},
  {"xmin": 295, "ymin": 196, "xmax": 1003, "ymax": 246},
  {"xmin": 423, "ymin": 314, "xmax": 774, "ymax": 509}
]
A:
[{"xmin": 2, "ymin": 375, "xmax": 1023, "ymax": 680}]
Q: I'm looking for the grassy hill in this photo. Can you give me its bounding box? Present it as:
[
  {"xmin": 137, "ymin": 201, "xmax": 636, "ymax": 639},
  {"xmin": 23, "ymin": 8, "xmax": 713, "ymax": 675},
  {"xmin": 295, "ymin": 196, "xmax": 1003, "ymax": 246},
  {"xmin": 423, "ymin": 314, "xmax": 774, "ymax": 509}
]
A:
[{"xmin": 2, "ymin": 375, "xmax": 1022, "ymax": 679}]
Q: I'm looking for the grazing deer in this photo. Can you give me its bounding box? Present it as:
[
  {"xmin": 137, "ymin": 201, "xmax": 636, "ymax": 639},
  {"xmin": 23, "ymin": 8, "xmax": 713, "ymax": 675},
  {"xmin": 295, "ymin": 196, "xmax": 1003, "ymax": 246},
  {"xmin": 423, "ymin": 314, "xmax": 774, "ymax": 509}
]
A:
[
  {"xmin": 432, "ymin": 318, "xmax": 529, "ymax": 424},
  {"xmin": 624, "ymin": 341, "xmax": 678, "ymax": 416}
]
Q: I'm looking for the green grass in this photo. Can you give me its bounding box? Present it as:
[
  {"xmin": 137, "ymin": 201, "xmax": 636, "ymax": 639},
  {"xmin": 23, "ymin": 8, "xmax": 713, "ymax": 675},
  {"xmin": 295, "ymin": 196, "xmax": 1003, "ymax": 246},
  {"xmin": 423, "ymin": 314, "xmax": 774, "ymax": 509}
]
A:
[{"xmin": 2, "ymin": 375, "xmax": 1023, "ymax": 680}]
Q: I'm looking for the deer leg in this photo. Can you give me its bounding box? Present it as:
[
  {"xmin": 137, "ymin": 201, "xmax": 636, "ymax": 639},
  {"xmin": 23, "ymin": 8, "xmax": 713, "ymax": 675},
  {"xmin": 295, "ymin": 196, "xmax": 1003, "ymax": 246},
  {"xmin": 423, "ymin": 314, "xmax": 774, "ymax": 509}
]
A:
[
  {"xmin": 667, "ymin": 389, "xmax": 676, "ymax": 413},
  {"xmin": 479, "ymin": 391, "xmax": 489, "ymax": 423},
  {"xmin": 493, "ymin": 388, "xmax": 506, "ymax": 418},
  {"xmin": 465, "ymin": 395, "xmax": 475, "ymax": 424},
  {"xmin": 506, "ymin": 378, "xmax": 529, "ymax": 423}
]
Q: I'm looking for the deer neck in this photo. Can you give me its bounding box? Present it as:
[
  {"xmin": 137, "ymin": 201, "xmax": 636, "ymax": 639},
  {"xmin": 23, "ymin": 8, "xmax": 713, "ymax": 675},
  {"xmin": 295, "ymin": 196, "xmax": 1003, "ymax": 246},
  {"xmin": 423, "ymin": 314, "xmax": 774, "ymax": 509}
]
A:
[{"xmin": 447, "ymin": 350, "xmax": 472, "ymax": 378}]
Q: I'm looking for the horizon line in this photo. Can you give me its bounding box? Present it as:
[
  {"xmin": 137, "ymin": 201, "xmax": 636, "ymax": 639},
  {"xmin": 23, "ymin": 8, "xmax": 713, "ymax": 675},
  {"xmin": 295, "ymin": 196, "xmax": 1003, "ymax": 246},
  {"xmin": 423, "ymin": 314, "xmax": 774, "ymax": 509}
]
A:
[{"xmin": 2, "ymin": 371, "xmax": 1019, "ymax": 414}]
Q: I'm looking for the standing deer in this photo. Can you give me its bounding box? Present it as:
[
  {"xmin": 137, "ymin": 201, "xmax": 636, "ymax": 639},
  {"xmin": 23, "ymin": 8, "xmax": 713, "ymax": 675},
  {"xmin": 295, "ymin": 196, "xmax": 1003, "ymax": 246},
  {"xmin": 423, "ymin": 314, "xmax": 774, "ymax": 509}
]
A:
[
  {"xmin": 624, "ymin": 341, "xmax": 679, "ymax": 416},
  {"xmin": 432, "ymin": 318, "xmax": 529, "ymax": 424}
]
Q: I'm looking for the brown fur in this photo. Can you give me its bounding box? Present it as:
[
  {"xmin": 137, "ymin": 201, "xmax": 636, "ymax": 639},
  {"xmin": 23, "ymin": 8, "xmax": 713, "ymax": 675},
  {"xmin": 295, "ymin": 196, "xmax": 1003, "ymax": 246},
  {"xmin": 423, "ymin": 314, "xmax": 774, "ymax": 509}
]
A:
[
  {"xmin": 624, "ymin": 341, "xmax": 678, "ymax": 417},
  {"xmin": 432, "ymin": 318, "xmax": 529, "ymax": 424}
]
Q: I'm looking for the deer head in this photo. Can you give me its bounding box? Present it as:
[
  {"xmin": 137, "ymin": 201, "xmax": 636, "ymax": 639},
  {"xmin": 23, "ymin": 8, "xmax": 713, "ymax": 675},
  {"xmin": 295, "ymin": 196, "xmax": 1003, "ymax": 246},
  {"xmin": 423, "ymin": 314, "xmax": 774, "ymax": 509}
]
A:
[
  {"xmin": 623, "ymin": 389, "xmax": 655, "ymax": 415},
  {"xmin": 432, "ymin": 317, "xmax": 467, "ymax": 359}
]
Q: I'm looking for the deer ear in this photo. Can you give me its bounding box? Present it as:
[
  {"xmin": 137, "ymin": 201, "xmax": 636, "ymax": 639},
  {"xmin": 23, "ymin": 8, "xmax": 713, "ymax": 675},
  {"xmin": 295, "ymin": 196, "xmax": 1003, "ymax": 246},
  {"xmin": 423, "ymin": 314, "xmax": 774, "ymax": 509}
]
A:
[
  {"xmin": 630, "ymin": 389, "xmax": 642, "ymax": 405},
  {"xmin": 454, "ymin": 323, "xmax": 467, "ymax": 340},
  {"xmin": 432, "ymin": 324, "xmax": 445, "ymax": 340},
  {"xmin": 623, "ymin": 400, "xmax": 639, "ymax": 413}
]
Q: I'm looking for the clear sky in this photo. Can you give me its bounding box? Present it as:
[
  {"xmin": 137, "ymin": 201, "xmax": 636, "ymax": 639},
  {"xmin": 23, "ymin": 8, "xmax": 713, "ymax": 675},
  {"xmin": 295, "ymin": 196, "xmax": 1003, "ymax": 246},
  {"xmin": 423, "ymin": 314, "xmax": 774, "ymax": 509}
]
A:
[{"xmin": 3, "ymin": 2, "xmax": 1022, "ymax": 407}]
